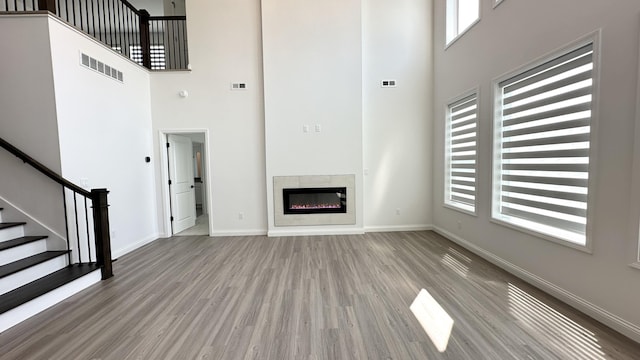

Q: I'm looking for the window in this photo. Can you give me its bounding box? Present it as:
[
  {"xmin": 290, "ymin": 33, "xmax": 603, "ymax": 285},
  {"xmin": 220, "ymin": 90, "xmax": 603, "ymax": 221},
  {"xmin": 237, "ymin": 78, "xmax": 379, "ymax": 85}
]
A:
[
  {"xmin": 492, "ymin": 40, "xmax": 597, "ymax": 247},
  {"xmin": 445, "ymin": 92, "xmax": 478, "ymax": 214},
  {"xmin": 129, "ymin": 45, "xmax": 167, "ymax": 70},
  {"xmin": 446, "ymin": 0, "xmax": 480, "ymax": 45}
]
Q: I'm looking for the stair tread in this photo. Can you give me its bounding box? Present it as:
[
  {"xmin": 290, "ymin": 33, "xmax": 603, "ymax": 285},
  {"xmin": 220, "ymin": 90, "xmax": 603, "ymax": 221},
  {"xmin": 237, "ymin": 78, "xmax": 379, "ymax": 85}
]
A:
[
  {"xmin": 0, "ymin": 263, "xmax": 100, "ymax": 314},
  {"xmin": 0, "ymin": 222, "xmax": 26, "ymax": 230},
  {"xmin": 0, "ymin": 236, "xmax": 48, "ymax": 251},
  {"xmin": 0, "ymin": 251, "xmax": 70, "ymax": 279}
]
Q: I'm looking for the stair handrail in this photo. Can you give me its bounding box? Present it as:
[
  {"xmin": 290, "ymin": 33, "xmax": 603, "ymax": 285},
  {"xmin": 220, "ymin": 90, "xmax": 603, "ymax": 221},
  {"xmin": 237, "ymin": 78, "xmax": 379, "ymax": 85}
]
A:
[
  {"xmin": 0, "ymin": 136, "xmax": 113, "ymax": 279},
  {"xmin": 0, "ymin": 137, "xmax": 89, "ymax": 197}
]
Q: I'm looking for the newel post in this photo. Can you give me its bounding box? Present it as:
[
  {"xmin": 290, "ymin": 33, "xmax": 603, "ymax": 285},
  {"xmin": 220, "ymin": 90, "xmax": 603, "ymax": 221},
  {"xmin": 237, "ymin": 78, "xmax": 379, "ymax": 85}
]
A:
[
  {"xmin": 138, "ymin": 9, "xmax": 152, "ymax": 69},
  {"xmin": 91, "ymin": 188, "xmax": 113, "ymax": 280},
  {"xmin": 37, "ymin": 0, "xmax": 57, "ymax": 14}
]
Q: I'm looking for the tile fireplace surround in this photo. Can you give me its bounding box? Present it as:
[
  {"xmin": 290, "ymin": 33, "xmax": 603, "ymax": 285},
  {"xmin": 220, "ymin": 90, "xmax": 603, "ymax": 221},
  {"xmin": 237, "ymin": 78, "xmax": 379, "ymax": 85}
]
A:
[{"xmin": 274, "ymin": 175, "xmax": 356, "ymax": 226}]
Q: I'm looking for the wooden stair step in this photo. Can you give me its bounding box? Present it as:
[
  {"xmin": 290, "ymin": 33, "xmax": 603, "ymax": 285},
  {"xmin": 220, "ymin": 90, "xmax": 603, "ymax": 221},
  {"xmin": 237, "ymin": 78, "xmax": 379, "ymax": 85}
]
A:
[
  {"xmin": 0, "ymin": 236, "xmax": 48, "ymax": 251},
  {"xmin": 0, "ymin": 263, "xmax": 100, "ymax": 314},
  {"xmin": 0, "ymin": 251, "xmax": 70, "ymax": 279},
  {"xmin": 0, "ymin": 222, "xmax": 26, "ymax": 231}
]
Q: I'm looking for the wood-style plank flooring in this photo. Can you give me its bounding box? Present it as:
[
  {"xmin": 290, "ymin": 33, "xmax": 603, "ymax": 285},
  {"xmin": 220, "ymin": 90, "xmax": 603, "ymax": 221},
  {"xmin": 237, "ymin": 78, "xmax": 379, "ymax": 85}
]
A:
[{"xmin": 1, "ymin": 231, "xmax": 639, "ymax": 359}]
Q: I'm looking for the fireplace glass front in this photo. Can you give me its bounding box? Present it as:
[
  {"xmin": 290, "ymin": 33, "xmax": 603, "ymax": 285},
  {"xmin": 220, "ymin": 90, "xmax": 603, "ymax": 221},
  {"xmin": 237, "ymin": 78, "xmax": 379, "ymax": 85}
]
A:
[{"xmin": 283, "ymin": 187, "xmax": 347, "ymax": 214}]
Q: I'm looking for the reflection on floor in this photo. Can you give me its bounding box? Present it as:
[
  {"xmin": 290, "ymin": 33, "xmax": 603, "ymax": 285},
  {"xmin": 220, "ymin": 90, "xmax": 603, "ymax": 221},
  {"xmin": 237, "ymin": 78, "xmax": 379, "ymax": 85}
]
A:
[{"xmin": 175, "ymin": 214, "xmax": 208, "ymax": 236}]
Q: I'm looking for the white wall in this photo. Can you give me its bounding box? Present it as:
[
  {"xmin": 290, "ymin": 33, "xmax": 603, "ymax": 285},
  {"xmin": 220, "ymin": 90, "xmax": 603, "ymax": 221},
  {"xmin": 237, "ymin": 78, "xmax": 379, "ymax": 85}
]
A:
[
  {"xmin": 48, "ymin": 16, "xmax": 159, "ymax": 257},
  {"xmin": 432, "ymin": 0, "xmax": 640, "ymax": 340},
  {"xmin": 150, "ymin": 0, "xmax": 267, "ymax": 236},
  {"xmin": 262, "ymin": 0, "xmax": 364, "ymax": 235},
  {"xmin": 362, "ymin": 0, "xmax": 433, "ymax": 231},
  {"xmin": 0, "ymin": 15, "xmax": 66, "ymax": 238}
]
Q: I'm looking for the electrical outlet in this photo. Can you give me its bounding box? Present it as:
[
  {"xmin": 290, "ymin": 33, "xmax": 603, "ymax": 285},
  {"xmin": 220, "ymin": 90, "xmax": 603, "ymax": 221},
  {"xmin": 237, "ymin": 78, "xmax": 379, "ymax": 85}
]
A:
[
  {"xmin": 396, "ymin": 208, "xmax": 401, "ymax": 215},
  {"xmin": 457, "ymin": 220, "xmax": 462, "ymax": 229},
  {"xmin": 239, "ymin": 212, "xmax": 245, "ymax": 220},
  {"xmin": 381, "ymin": 79, "xmax": 397, "ymax": 88}
]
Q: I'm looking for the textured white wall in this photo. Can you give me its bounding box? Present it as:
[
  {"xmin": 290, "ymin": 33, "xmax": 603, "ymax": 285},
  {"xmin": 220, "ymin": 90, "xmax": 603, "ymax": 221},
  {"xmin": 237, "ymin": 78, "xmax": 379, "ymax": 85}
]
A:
[
  {"xmin": 150, "ymin": 0, "xmax": 267, "ymax": 236},
  {"xmin": 48, "ymin": 17, "xmax": 159, "ymax": 257},
  {"xmin": 261, "ymin": 0, "xmax": 364, "ymax": 235},
  {"xmin": 432, "ymin": 0, "xmax": 640, "ymax": 340},
  {"xmin": 362, "ymin": 0, "xmax": 433, "ymax": 231},
  {"xmin": 0, "ymin": 15, "xmax": 65, "ymax": 236}
]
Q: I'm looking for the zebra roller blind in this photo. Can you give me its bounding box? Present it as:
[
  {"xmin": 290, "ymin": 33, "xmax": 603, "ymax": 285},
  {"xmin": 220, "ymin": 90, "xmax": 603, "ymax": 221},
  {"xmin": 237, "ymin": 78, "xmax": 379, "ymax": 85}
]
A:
[
  {"xmin": 446, "ymin": 93, "xmax": 478, "ymax": 213},
  {"xmin": 493, "ymin": 42, "xmax": 595, "ymax": 245}
]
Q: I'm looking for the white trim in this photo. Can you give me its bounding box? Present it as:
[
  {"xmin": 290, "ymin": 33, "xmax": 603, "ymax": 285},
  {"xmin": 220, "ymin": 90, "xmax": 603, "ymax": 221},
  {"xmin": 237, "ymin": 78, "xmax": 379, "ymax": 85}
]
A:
[
  {"xmin": 210, "ymin": 229, "xmax": 267, "ymax": 237},
  {"xmin": 364, "ymin": 224, "xmax": 433, "ymax": 233},
  {"xmin": 489, "ymin": 31, "xmax": 601, "ymax": 252},
  {"xmin": 432, "ymin": 226, "xmax": 640, "ymax": 344},
  {"xmin": 0, "ymin": 269, "xmax": 101, "ymax": 334},
  {"xmin": 111, "ymin": 232, "xmax": 160, "ymax": 259},
  {"xmin": 267, "ymin": 227, "xmax": 365, "ymax": 237},
  {"xmin": 158, "ymin": 129, "xmax": 213, "ymax": 238},
  {"xmin": 628, "ymin": 20, "xmax": 640, "ymax": 269},
  {"xmin": 493, "ymin": 0, "xmax": 505, "ymax": 9}
]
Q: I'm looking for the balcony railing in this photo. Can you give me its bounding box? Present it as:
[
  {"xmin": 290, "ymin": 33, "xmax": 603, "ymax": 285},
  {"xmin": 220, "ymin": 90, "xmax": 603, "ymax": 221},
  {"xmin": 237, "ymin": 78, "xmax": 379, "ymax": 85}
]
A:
[{"xmin": 1, "ymin": 0, "xmax": 189, "ymax": 70}]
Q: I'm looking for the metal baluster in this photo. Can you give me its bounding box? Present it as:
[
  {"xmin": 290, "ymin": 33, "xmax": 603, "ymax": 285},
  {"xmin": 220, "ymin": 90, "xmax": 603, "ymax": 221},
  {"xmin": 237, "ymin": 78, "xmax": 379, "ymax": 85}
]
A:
[
  {"xmin": 116, "ymin": 0, "xmax": 122, "ymax": 53},
  {"xmin": 73, "ymin": 192, "xmax": 81, "ymax": 263},
  {"xmin": 78, "ymin": 0, "xmax": 83, "ymax": 31},
  {"xmin": 84, "ymin": 197, "xmax": 92, "ymax": 263},
  {"xmin": 101, "ymin": 0, "xmax": 106, "ymax": 43},
  {"xmin": 62, "ymin": 187, "xmax": 71, "ymax": 264}
]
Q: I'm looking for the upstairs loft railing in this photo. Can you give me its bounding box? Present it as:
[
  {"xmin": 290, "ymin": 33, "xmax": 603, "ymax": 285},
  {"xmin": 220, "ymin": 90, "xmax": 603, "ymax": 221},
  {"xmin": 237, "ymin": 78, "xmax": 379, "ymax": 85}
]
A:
[
  {"xmin": 0, "ymin": 137, "xmax": 113, "ymax": 280},
  {"xmin": 1, "ymin": 0, "xmax": 188, "ymax": 70}
]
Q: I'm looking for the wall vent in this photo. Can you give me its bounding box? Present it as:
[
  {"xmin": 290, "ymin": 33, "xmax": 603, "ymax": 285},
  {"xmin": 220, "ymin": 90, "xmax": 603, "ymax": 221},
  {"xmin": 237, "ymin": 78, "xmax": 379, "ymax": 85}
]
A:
[{"xmin": 80, "ymin": 53, "xmax": 124, "ymax": 83}]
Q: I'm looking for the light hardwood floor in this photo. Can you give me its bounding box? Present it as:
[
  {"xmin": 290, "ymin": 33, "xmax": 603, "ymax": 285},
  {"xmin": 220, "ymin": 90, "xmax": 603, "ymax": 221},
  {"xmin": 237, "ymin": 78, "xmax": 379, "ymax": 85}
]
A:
[{"xmin": 1, "ymin": 231, "xmax": 639, "ymax": 359}]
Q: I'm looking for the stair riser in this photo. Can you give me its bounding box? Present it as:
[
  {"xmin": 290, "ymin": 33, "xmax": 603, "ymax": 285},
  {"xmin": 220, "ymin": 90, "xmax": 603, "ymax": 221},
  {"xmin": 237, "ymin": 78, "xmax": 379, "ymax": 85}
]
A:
[
  {"xmin": 0, "ymin": 255, "xmax": 68, "ymax": 296},
  {"xmin": 0, "ymin": 240, "xmax": 47, "ymax": 266},
  {"xmin": 0, "ymin": 226, "xmax": 24, "ymax": 242}
]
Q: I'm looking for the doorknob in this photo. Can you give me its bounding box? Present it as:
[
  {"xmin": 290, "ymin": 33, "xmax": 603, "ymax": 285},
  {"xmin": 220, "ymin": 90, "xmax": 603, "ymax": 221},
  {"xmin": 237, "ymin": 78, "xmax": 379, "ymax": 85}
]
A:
[{"xmin": 191, "ymin": 185, "xmax": 194, "ymax": 188}]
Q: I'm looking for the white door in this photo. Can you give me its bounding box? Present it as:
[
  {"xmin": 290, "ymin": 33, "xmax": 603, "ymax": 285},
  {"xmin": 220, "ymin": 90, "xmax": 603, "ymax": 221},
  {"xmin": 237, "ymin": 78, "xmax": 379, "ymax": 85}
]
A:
[{"xmin": 168, "ymin": 134, "xmax": 196, "ymax": 234}]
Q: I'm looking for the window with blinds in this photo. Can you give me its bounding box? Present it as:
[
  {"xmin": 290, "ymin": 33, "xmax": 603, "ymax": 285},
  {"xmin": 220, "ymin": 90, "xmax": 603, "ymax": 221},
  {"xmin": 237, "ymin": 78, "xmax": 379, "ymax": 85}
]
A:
[
  {"xmin": 493, "ymin": 41, "xmax": 596, "ymax": 246},
  {"xmin": 445, "ymin": 92, "xmax": 478, "ymax": 213}
]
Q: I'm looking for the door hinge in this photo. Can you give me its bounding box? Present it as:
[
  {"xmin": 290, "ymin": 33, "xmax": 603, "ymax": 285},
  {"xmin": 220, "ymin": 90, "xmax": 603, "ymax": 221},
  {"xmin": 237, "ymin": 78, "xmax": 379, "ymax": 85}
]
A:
[
  {"xmin": 166, "ymin": 142, "xmax": 170, "ymax": 148},
  {"xmin": 168, "ymin": 179, "xmax": 172, "ymax": 185},
  {"xmin": 170, "ymin": 216, "xmax": 174, "ymax": 221}
]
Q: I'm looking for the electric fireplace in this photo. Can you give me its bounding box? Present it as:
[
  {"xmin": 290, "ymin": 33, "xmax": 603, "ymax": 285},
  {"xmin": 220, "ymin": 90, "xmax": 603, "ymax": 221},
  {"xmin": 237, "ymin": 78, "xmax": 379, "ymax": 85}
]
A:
[
  {"xmin": 273, "ymin": 175, "xmax": 356, "ymax": 227},
  {"xmin": 283, "ymin": 187, "xmax": 347, "ymax": 214}
]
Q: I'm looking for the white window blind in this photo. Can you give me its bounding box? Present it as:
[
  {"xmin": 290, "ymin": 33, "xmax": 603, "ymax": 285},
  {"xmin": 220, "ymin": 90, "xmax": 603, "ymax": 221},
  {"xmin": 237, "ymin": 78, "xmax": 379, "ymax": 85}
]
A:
[
  {"xmin": 493, "ymin": 42, "xmax": 595, "ymax": 245},
  {"xmin": 446, "ymin": 93, "xmax": 478, "ymax": 213}
]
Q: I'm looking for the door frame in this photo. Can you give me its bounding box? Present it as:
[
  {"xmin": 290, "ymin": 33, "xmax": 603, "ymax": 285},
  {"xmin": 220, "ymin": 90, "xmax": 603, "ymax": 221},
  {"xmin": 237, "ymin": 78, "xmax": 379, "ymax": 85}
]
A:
[{"xmin": 158, "ymin": 129, "xmax": 213, "ymax": 237}]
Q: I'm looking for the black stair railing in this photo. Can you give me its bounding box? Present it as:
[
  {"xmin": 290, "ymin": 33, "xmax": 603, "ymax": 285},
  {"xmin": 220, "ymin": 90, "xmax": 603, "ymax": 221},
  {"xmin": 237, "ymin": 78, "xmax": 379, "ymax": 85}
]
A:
[
  {"xmin": 0, "ymin": 137, "xmax": 113, "ymax": 280},
  {"xmin": 1, "ymin": 0, "xmax": 188, "ymax": 70}
]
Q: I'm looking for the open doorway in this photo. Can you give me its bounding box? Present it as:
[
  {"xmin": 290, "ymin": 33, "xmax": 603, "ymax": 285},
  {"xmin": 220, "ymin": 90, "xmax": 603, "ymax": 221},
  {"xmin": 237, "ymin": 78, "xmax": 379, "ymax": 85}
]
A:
[{"xmin": 159, "ymin": 130, "xmax": 211, "ymax": 237}]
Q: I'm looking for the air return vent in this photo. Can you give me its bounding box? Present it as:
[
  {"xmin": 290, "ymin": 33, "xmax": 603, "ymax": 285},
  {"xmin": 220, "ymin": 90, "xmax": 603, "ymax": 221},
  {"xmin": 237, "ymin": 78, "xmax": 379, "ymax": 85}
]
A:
[{"xmin": 80, "ymin": 53, "xmax": 124, "ymax": 83}]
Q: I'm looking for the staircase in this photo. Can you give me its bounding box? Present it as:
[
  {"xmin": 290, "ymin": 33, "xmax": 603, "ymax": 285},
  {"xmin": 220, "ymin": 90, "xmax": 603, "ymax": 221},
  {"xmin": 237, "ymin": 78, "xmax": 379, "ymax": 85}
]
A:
[{"xmin": 0, "ymin": 208, "xmax": 100, "ymax": 333}]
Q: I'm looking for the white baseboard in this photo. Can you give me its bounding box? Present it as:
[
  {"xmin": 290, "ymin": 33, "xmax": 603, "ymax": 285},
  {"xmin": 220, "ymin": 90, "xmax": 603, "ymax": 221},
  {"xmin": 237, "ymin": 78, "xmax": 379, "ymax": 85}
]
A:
[
  {"xmin": 365, "ymin": 224, "xmax": 433, "ymax": 233},
  {"xmin": 432, "ymin": 226, "xmax": 640, "ymax": 344},
  {"xmin": 111, "ymin": 233, "xmax": 160, "ymax": 259},
  {"xmin": 211, "ymin": 229, "xmax": 268, "ymax": 237},
  {"xmin": 0, "ymin": 269, "xmax": 101, "ymax": 334},
  {"xmin": 267, "ymin": 227, "xmax": 365, "ymax": 237}
]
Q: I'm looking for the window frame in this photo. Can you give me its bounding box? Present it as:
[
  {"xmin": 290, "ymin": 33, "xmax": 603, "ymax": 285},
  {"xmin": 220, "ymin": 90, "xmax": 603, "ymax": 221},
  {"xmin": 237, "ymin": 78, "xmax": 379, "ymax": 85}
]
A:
[
  {"xmin": 490, "ymin": 32, "xmax": 602, "ymax": 252},
  {"xmin": 629, "ymin": 29, "xmax": 640, "ymax": 270},
  {"xmin": 444, "ymin": 88, "xmax": 480, "ymax": 216},
  {"xmin": 445, "ymin": 0, "xmax": 481, "ymax": 48}
]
